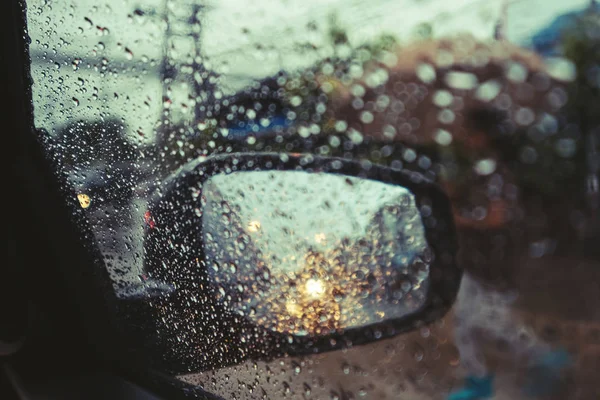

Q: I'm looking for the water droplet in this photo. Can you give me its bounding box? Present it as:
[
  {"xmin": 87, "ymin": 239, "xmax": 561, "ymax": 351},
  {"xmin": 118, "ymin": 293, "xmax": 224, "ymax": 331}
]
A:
[
  {"xmin": 303, "ymin": 383, "xmax": 311, "ymax": 396},
  {"xmin": 360, "ymin": 111, "xmax": 374, "ymax": 124},
  {"xmin": 545, "ymin": 57, "xmax": 576, "ymax": 82},
  {"xmin": 347, "ymin": 129, "xmax": 363, "ymax": 144},
  {"xmin": 434, "ymin": 129, "xmax": 453, "ymax": 146},
  {"xmin": 416, "ymin": 63, "xmax": 436, "ymax": 84},
  {"xmin": 515, "ymin": 107, "xmax": 535, "ymax": 126},
  {"xmin": 505, "ymin": 61, "xmax": 528, "ymax": 82},
  {"xmin": 475, "ymin": 79, "xmax": 502, "ymax": 102},
  {"xmin": 473, "ymin": 158, "xmax": 497, "ymax": 176},
  {"xmin": 444, "ymin": 71, "xmax": 478, "ymax": 90},
  {"xmin": 433, "ymin": 90, "xmax": 453, "ymax": 107},
  {"xmin": 520, "ymin": 146, "xmax": 538, "ymax": 164},
  {"xmin": 412, "ymin": 344, "xmax": 425, "ymax": 362},
  {"xmin": 438, "ymin": 109, "xmax": 455, "ymax": 124},
  {"xmin": 342, "ymin": 362, "xmax": 350, "ymax": 375}
]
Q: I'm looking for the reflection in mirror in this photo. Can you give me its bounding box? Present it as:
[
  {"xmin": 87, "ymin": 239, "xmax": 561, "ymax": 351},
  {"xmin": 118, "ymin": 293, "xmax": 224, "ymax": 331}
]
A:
[{"xmin": 202, "ymin": 171, "xmax": 431, "ymax": 337}]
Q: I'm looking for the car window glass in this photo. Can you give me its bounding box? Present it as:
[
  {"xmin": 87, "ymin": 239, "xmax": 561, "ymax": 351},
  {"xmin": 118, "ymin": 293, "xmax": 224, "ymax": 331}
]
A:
[{"xmin": 26, "ymin": 0, "xmax": 600, "ymax": 398}]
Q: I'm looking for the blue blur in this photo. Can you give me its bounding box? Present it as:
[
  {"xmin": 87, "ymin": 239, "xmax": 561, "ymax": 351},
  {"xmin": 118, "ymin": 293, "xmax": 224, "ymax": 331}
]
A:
[
  {"xmin": 447, "ymin": 375, "xmax": 494, "ymax": 400},
  {"xmin": 522, "ymin": 348, "xmax": 571, "ymax": 397},
  {"xmin": 227, "ymin": 115, "xmax": 291, "ymax": 139},
  {"xmin": 530, "ymin": 1, "xmax": 599, "ymax": 56}
]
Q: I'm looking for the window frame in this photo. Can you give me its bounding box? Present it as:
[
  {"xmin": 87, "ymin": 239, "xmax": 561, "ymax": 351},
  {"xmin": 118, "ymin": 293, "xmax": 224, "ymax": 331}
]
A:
[{"xmin": 2, "ymin": 0, "xmax": 219, "ymax": 398}]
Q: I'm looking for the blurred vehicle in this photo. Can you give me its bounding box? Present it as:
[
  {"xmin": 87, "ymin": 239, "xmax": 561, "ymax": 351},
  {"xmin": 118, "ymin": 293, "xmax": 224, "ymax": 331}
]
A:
[
  {"xmin": 48, "ymin": 119, "xmax": 151, "ymax": 209},
  {"xmin": 66, "ymin": 160, "xmax": 144, "ymax": 208}
]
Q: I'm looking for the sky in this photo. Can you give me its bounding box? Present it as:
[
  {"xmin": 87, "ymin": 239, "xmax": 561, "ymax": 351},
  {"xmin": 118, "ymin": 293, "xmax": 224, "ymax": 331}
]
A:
[{"xmin": 197, "ymin": 0, "xmax": 591, "ymax": 90}]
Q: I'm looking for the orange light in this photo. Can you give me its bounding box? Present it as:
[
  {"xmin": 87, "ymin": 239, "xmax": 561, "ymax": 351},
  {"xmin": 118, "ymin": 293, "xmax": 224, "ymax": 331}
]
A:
[{"xmin": 77, "ymin": 194, "xmax": 91, "ymax": 209}]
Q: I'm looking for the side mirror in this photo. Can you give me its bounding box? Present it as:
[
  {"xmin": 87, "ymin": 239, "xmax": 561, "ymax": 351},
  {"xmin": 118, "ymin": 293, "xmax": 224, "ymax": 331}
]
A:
[{"xmin": 140, "ymin": 153, "xmax": 460, "ymax": 373}]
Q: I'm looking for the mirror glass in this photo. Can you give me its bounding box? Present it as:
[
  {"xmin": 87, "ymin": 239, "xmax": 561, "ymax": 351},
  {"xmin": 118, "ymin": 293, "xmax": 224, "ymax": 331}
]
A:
[{"xmin": 202, "ymin": 170, "xmax": 431, "ymax": 336}]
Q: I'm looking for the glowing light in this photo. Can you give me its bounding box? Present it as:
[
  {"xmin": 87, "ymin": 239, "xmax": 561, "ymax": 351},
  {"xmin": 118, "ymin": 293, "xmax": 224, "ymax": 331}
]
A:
[
  {"xmin": 285, "ymin": 301, "xmax": 300, "ymax": 316},
  {"xmin": 305, "ymin": 278, "xmax": 325, "ymax": 297},
  {"xmin": 314, "ymin": 233, "xmax": 326, "ymax": 243},
  {"xmin": 247, "ymin": 220, "xmax": 261, "ymax": 232},
  {"xmin": 144, "ymin": 211, "xmax": 155, "ymax": 229},
  {"xmin": 77, "ymin": 194, "xmax": 91, "ymax": 209}
]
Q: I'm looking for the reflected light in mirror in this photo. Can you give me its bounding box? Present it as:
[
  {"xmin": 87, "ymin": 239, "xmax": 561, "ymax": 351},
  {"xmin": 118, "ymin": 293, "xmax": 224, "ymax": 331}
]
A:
[{"xmin": 201, "ymin": 170, "xmax": 431, "ymax": 336}]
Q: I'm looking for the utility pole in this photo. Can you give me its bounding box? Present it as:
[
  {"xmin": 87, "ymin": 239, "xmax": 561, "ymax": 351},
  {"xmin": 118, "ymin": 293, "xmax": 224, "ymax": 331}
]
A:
[
  {"xmin": 159, "ymin": 0, "xmax": 217, "ymax": 129},
  {"xmin": 494, "ymin": 0, "xmax": 509, "ymax": 41},
  {"xmin": 189, "ymin": 4, "xmax": 219, "ymax": 122}
]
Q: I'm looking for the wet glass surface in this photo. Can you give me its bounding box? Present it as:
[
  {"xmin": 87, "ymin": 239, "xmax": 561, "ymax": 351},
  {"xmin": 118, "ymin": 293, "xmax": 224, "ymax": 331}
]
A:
[
  {"xmin": 25, "ymin": 0, "xmax": 600, "ymax": 398},
  {"xmin": 202, "ymin": 171, "xmax": 430, "ymax": 336}
]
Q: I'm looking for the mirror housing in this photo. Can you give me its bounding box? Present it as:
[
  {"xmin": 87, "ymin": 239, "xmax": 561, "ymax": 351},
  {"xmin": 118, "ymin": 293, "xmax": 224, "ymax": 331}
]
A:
[{"xmin": 140, "ymin": 153, "xmax": 461, "ymax": 373}]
